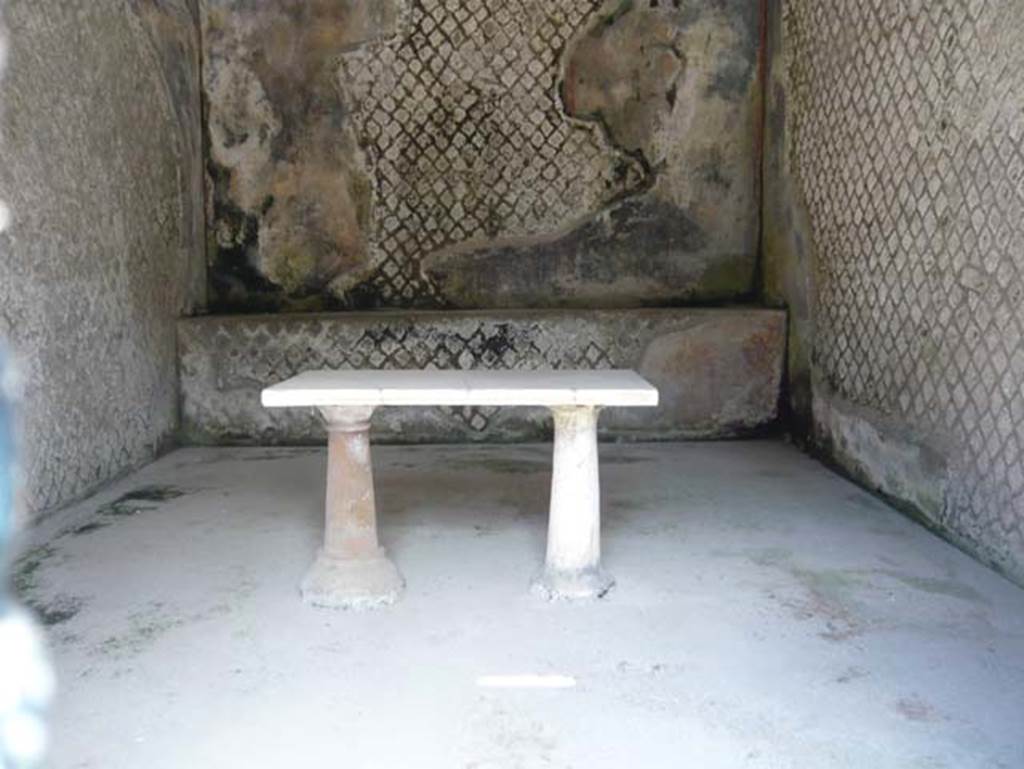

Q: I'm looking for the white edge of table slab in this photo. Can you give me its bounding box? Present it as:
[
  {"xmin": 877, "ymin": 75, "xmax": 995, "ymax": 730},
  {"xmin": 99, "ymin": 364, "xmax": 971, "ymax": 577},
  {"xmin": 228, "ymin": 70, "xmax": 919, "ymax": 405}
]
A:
[
  {"xmin": 260, "ymin": 388, "xmax": 659, "ymax": 408},
  {"xmin": 260, "ymin": 370, "xmax": 659, "ymax": 409}
]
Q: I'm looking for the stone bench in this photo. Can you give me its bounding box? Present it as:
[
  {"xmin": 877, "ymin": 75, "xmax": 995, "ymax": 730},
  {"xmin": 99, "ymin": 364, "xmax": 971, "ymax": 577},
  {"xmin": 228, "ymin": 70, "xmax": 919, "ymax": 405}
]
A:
[{"xmin": 261, "ymin": 369, "xmax": 659, "ymax": 608}]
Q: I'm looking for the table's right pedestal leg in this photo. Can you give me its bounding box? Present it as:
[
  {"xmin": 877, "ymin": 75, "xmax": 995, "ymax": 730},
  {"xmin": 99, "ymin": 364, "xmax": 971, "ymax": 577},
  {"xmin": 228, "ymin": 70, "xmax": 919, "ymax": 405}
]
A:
[
  {"xmin": 533, "ymin": 405, "xmax": 614, "ymax": 601},
  {"xmin": 301, "ymin": 406, "xmax": 404, "ymax": 610}
]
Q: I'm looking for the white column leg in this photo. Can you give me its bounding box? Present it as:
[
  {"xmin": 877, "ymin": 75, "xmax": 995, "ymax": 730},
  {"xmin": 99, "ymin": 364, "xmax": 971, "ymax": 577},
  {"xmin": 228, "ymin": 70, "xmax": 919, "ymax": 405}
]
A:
[
  {"xmin": 532, "ymin": 405, "xmax": 614, "ymax": 600},
  {"xmin": 300, "ymin": 406, "xmax": 404, "ymax": 609}
]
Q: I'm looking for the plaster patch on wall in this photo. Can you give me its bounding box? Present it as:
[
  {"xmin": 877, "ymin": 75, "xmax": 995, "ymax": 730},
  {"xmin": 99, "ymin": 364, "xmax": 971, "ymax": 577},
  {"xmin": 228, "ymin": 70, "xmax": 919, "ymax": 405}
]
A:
[
  {"xmin": 201, "ymin": 1, "xmax": 392, "ymax": 308},
  {"xmin": 623, "ymin": 314, "xmax": 786, "ymax": 435},
  {"xmin": 337, "ymin": 0, "xmax": 644, "ymax": 306},
  {"xmin": 813, "ymin": 395, "xmax": 949, "ymax": 522},
  {"xmin": 561, "ymin": 0, "xmax": 759, "ymax": 227}
]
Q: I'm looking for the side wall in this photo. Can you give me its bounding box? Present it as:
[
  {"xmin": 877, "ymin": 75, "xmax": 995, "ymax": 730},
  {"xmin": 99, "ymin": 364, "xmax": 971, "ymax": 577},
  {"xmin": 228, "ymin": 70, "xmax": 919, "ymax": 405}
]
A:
[
  {"xmin": 765, "ymin": 0, "xmax": 1024, "ymax": 583},
  {"xmin": 0, "ymin": 0, "xmax": 203, "ymax": 516}
]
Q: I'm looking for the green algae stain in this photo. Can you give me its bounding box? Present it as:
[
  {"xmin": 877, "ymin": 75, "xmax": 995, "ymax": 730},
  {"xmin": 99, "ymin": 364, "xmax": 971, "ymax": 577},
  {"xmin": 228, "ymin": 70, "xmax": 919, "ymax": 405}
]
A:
[
  {"xmin": 877, "ymin": 570, "xmax": 987, "ymax": 605},
  {"xmin": 12, "ymin": 544, "xmax": 57, "ymax": 595},
  {"xmin": 474, "ymin": 457, "xmax": 550, "ymax": 475},
  {"xmin": 96, "ymin": 485, "xmax": 185, "ymax": 518},
  {"xmin": 13, "ymin": 545, "xmax": 84, "ymax": 626},
  {"xmin": 25, "ymin": 595, "xmax": 84, "ymax": 627}
]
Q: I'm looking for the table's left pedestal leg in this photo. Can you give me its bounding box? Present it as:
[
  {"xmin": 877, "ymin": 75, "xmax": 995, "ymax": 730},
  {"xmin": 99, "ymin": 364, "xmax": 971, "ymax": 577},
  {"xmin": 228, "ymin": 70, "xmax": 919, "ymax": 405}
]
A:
[{"xmin": 301, "ymin": 406, "xmax": 404, "ymax": 609}]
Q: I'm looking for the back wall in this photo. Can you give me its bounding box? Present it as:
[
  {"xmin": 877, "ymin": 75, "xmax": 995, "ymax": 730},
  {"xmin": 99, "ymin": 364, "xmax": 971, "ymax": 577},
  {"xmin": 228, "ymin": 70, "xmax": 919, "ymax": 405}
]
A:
[{"xmin": 201, "ymin": 0, "xmax": 762, "ymax": 312}]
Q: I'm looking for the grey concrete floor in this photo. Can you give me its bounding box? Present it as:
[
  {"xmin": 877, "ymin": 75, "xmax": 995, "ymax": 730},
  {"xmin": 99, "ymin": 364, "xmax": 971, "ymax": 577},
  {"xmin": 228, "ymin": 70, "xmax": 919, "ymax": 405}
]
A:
[{"xmin": 12, "ymin": 441, "xmax": 1024, "ymax": 769}]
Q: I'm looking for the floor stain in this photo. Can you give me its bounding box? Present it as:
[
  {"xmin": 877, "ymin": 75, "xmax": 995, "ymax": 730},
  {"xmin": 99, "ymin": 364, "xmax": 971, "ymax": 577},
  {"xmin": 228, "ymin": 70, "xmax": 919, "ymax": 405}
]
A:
[
  {"xmin": 96, "ymin": 485, "xmax": 186, "ymax": 518},
  {"xmin": 786, "ymin": 567, "xmax": 869, "ymax": 642},
  {"xmin": 602, "ymin": 454, "xmax": 651, "ymax": 465},
  {"xmin": 239, "ymin": 449, "xmax": 322, "ymax": 462},
  {"xmin": 845, "ymin": 491, "xmax": 888, "ymax": 511},
  {"xmin": 894, "ymin": 695, "xmax": 944, "ymax": 723},
  {"xmin": 876, "ymin": 570, "xmax": 988, "ymax": 605},
  {"xmin": 25, "ymin": 594, "xmax": 84, "ymax": 627},
  {"xmin": 90, "ymin": 594, "xmax": 242, "ymax": 660},
  {"xmin": 605, "ymin": 493, "xmax": 676, "ymax": 514},
  {"xmin": 473, "ymin": 457, "xmax": 550, "ymax": 475},
  {"xmin": 13, "ymin": 544, "xmax": 58, "ymax": 595},
  {"xmin": 835, "ymin": 666, "xmax": 870, "ymax": 684},
  {"xmin": 746, "ymin": 546, "xmax": 989, "ymax": 642},
  {"xmin": 174, "ymin": 448, "xmax": 322, "ymax": 468},
  {"xmin": 70, "ymin": 485, "xmax": 189, "ymax": 537},
  {"xmin": 461, "ymin": 699, "xmax": 560, "ymax": 769},
  {"xmin": 71, "ymin": 521, "xmax": 111, "ymax": 537},
  {"xmin": 94, "ymin": 603, "xmax": 187, "ymax": 659},
  {"xmin": 745, "ymin": 547, "xmax": 794, "ymax": 567},
  {"xmin": 13, "ymin": 545, "xmax": 85, "ymax": 626}
]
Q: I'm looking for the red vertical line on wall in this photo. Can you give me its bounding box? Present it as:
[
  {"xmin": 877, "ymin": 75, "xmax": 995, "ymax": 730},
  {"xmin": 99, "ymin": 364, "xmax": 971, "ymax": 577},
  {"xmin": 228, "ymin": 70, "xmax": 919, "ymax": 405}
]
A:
[{"xmin": 753, "ymin": 0, "xmax": 770, "ymax": 299}]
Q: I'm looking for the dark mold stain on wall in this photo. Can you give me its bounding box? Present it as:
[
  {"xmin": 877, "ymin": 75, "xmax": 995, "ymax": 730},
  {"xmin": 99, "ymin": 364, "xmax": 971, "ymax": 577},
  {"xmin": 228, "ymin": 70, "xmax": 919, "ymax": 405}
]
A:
[
  {"xmin": 203, "ymin": 0, "xmax": 393, "ymax": 311},
  {"xmin": 423, "ymin": 198, "xmax": 748, "ymax": 308},
  {"xmin": 201, "ymin": 0, "xmax": 762, "ymax": 312}
]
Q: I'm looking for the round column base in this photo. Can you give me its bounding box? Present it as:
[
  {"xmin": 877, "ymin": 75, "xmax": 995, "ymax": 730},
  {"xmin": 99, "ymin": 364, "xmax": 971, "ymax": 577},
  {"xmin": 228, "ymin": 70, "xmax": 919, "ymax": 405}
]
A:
[
  {"xmin": 300, "ymin": 548, "xmax": 405, "ymax": 610},
  {"xmin": 531, "ymin": 566, "xmax": 615, "ymax": 601}
]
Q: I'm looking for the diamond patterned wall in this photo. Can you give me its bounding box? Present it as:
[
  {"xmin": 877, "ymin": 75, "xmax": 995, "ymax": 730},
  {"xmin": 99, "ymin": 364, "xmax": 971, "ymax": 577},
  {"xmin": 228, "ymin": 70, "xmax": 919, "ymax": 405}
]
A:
[
  {"xmin": 178, "ymin": 310, "xmax": 786, "ymax": 444},
  {"xmin": 217, "ymin": 314, "xmax": 614, "ymax": 435},
  {"xmin": 0, "ymin": 0, "xmax": 199, "ymax": 515},
  {"xmin": 783, "ymin": 0, "xmax": 1024, "ymax": 573}
]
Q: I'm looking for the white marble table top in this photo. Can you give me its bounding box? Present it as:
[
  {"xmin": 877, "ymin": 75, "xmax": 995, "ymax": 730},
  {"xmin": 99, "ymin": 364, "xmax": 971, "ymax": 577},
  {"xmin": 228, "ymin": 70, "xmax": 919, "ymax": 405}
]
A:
[{"xmin": 261, "ymin": 369, "xmax": 659, "ymax": 408}]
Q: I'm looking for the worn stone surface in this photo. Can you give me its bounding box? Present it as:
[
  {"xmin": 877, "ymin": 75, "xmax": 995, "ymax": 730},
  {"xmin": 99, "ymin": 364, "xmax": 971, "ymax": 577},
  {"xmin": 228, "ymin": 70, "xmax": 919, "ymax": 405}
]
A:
[
  {"xmin": 24, "ymin": 442, "xmax": 1024, "ymax": 768},
  {"xmin": 201, "ymin": 0, "xmax": 761, "ymax": 311},
  {"xmin": 765, "ymin": 0, "xmax": 1024, "ymax": 585},
  {"xmin": 0, "ymin": 0, "xmax": 203, "ymax": 515},
  {"xmin": 178, "ymin": 309, "xmax": 785, "ymax": 443}
]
